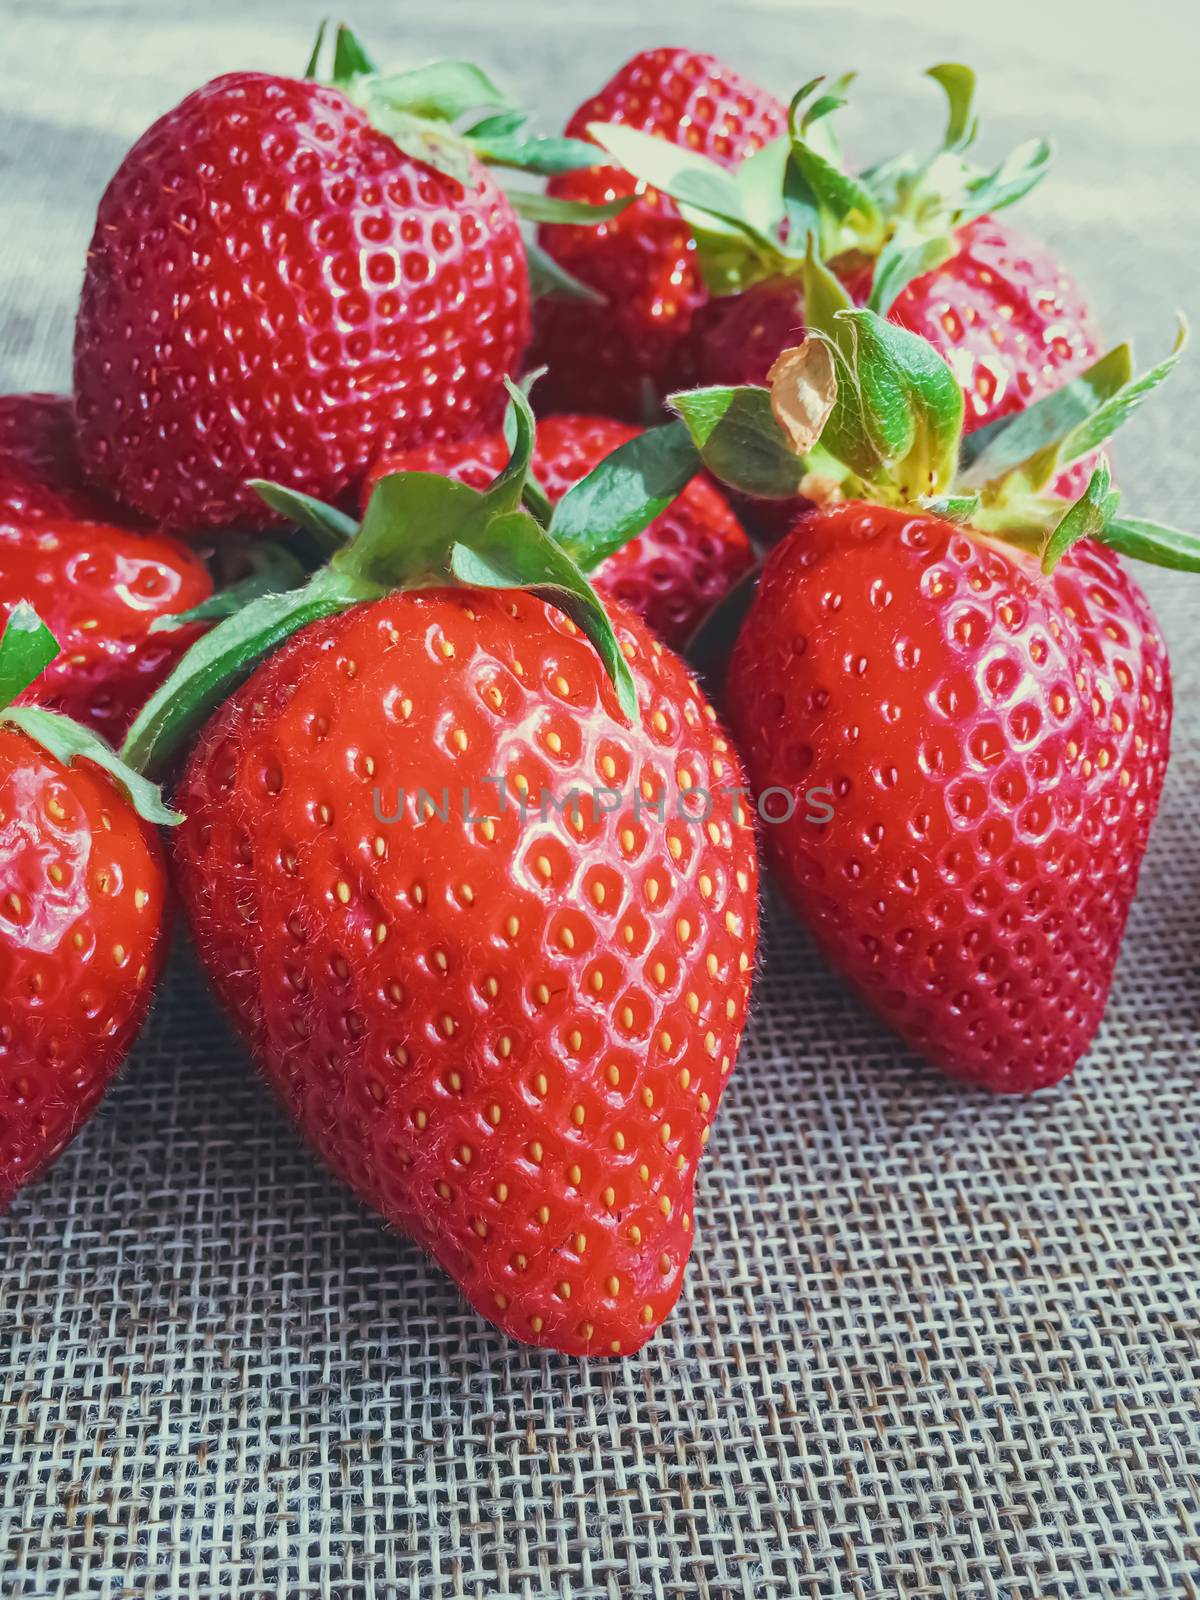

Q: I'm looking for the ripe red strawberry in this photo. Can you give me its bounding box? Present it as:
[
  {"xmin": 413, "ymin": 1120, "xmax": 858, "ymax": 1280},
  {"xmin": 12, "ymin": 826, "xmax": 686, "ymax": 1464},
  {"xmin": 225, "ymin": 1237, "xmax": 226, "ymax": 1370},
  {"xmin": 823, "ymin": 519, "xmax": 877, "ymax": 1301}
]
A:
[
  {"xmin": 594, "ymin": 66, "xmax": 1101, "ymax": 524},
  {"xmin": 174, "ymin": 591, "xmax": 756, "ymax": 1353},
  {"xmin": 126, "ymin": 389, "xmax": 758, "ymax": 1354},
  {"xmin": 528, "ymin": 49, "xmax": 786, "ymax": 420},
  {"xmin": 0, "ymin": 606, "xmax": 174, "ymax": 1208},
  {"xmin": 725, "ymin": 503, "xmax": 1168, "ymax": 1090},
  {"xmin": 1, "ymin": 521, "xmax": 212, "ymax": 744},
  {"xmin": 688, "ymin": 219, "xmax": 1103, "ymax": 528},
  {"xmin": 844, "ymin": 218, "xmax": 1101, "ymax": 445},
  {"xmin": 364, "ymin": 412, "xmax": 755, "ymax": 647},
  {"xmin": 666, "ymin": 298, "xmax": 1191, "ymax": 1091},
  {"xmin": 0, "ymin": 393, "xmax": 124, "ymax": 524},
  {"xmin": 73, "ymin": 67, "xmax": 530, "ymax": 533},
  {"xmin": 0, "ymin": 395, "xmax": 213, "ymax": 743},
  {"xmin": 695, "ymin": 218, "xmax": 1100, "ymax": 429}
]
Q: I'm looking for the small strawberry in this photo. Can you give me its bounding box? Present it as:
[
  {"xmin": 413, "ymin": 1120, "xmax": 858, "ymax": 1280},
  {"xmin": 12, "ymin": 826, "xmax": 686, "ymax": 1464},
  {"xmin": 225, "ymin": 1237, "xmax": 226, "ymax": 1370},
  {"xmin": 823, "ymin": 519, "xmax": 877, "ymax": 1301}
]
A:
[
  {"xmin": 73, "ymin": 27, "xmax": 612, "ymax": 534},
  {"xmin": 665, "ymin": 295, "xmax": 1192, "ymax": 1092},
  {"xmin": 528, "ymin": 49, "xmax": 786, "ymax": 420},
  {"xmin": 0, "ymin": 392, "xmax": 123, "ymax": 524},
  {"xmin": 594, "ymin": 65, "xmax": 1101, "ymax": 522},
  {"xmin": 0, "ymin": 394, "xmax": 214, "ymax": 743},
  {"xmin": 0, "ymin": 605, "xmax": 175, "ymax": 1209},
  {"xmin": 364, "ymin": 411, "xmax": 754, "ymax": 647},
  {"xmin": 122, "ymin": 385, "xmax": 758, "ymax": 1354}
]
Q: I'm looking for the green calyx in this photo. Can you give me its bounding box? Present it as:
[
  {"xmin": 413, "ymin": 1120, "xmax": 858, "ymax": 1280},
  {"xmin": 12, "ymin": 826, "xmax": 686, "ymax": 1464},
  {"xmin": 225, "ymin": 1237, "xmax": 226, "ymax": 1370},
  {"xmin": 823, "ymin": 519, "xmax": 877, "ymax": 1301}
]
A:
[
  {"xmin": 656, "ymin": 304, "xmax": 1197, "ymax": 578},
  {"xmin": 304, "ymin": 19, "xmax": 616, "ymax": 226},
  {"xmin": 121, "ymin": 380, "xmax": 724, "ymax": 779},
  {"xmin": 0, "ymin": 604, "xmax": 180, "ymax": 826},
  {"xmin": 588, "ymin": 62, "xmax": 1049, "ymax": 312},
  {"xmin": 118, "ymin": 305, "xmax": 1195, "ymax": 788}
]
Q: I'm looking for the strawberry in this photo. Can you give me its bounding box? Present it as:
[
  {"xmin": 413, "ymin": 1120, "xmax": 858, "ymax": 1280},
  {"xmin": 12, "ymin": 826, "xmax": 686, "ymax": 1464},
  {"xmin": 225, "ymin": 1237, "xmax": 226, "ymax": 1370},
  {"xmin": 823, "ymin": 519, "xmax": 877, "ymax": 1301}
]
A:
[
  {"xmin": 528, "ymin": 49, "xmax": 786, "ymax": 420},
  {"xmin": 0, "ymin": 394, "xmax": 214, "ymax": 743},
  {"xmin": 1, "ymin": 521, "xmax": 213, "ymax": 745},
  {"xmin": 0, "ymin": 393, "xmax": 124, "ymax": 524},
  {"xmin": 841, "ymin": 217, "xmax": 1101, "ymax": 451},
  {"xmin": 691, "ymin": 218, "xmax": 1100, "ymax": 437},
  {"xmin": 0, "ymin": 605, "xmax": 175, "ymax": 1209},
  {"xmin": 593, "ymin": 66, "xmax": 1101, "ymax": 524},
  {"xmin": 727, "ymin": 502, "xmax": 1167, "ymax": 1090},
  {"xmin": 122, "ymin": 386, "xmax": 758, "ymax": 1354},
  {"xmin": 664, "ymin": 292, "xmax": 1193, "ymax": 1091},
  {"xmin": 72, "ymin": 31, "xmax": 565, "ymax": 534},
  {"xmin": 364, "ymin": 411, "xmax": 754, "ymax": 647}
]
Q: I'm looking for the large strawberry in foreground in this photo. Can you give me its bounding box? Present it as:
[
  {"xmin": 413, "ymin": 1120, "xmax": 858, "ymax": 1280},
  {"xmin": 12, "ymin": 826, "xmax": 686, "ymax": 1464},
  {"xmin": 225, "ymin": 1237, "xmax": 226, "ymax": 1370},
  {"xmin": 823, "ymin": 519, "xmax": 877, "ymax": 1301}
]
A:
[
  {"xmin": 123, "ymin": 388, "xmax": 758, "ymax": 1355},
  {"xmin": 73, "ymin": 32, "xmax": 565, "ymax": 534},
  {"xmin": 0, "ymin": 606, "xmax": 175, "ymax": 1209},
  {"xmin": 663, "ymin": 288, "xmax": 1191, "ymax": 1092},
  {"xmin": 364, "ymin": 411, "xmax": 754, "ymax": 647},
  {"xmin": 529, "ymin": 48, "xmax": 786, "ymax": 420}
]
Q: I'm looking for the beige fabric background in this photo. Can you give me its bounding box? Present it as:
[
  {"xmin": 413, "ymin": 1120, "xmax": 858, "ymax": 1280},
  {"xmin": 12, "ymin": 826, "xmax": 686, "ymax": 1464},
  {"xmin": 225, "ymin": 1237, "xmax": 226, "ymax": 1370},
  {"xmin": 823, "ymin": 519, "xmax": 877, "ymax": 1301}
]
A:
[{"xmin": 2, "ymin": 2, "xmax": 1199, "ymax": 1596}]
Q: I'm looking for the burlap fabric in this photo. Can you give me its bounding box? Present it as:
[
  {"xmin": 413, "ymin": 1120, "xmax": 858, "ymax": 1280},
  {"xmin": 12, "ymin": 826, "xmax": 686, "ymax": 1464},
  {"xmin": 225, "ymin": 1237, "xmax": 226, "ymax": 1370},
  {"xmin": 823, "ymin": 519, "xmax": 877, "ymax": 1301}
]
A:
[{"xmin": 3, "ymin": 3, "xmax": 1199, "ymax": 1595}]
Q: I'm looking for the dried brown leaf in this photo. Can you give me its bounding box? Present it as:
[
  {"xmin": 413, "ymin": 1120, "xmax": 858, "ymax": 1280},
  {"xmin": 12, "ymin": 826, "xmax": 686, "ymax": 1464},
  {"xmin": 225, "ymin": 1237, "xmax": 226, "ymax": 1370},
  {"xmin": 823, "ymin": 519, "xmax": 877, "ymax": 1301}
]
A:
[{"xmin": 766, "ymin": 340, "xmax": 837, "ymax": 455}]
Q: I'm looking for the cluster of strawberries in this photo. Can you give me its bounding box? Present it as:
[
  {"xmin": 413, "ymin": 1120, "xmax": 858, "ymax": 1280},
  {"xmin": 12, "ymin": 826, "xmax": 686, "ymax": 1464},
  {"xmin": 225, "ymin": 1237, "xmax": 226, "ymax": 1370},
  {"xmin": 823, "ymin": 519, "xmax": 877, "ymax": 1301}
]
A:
[{"xmin": 2, "ymin": 27, "xmax": 1193, "ymax": 1357}]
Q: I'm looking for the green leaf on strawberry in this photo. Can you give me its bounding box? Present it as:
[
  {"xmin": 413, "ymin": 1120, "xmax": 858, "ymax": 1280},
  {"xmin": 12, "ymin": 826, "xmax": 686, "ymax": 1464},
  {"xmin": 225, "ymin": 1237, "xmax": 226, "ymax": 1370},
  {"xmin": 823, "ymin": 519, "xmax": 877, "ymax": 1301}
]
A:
[
  {"xmin": 150, "ymin": 541, "xmax": 308, "ymax": 633},
  {"xmin": 368, "ymin": 61, "xmax": 514, "ymax": 122},
  {"xmin": 469, "ymin": 119, "xmax": 607, "ymax": 177},
  {"xmin": 0, "ymin": 603, "xmax": 180, "ymax": 824},
  {"xmin": 785, "ymin": 85, "xmax": 881, "ymax": 239},
  {"xmin": 1056, "ymin": 317, "xmax": 1188, "ymax": 465},
  {"xmin": 548, "ymin": 423, "xmax": 703, "ymax": 567},
  {"xmin": 735, "ymin": 134, "xmax": 792, "ymax": 239},
  {"xmin": 0, "ymin": 601, "xmax": 58, "ymax": 708},
  {"xmin": 835, "ymin": 309, "xmax": 964, "ymax": 495},
  {"xmin": 663, "ymin": 296, "xmax": 1191, "ymax": 578},
  {"xmin": 960, "ymin": 318, "xmax": 1187, "ymax": 494},
  {"xmin": 926, "ymin": 63, "xmax": 979, "ymax": 152},
  {"xmin": 586, "ymin": 58, "xmax": 1055, "ymax": 326},
  {"xmin": 585, "ymin": 122, "xmax": 756, "ymax": 234},
  {"xmin": 954, "ymin": 138, "xmax": 1052, "ymax": 227},
  {"xmin": 507, "ymin": 191, "xmax": 634, "ymax": 226},
  {"xmin": 302, "ymin": 20, "xmax": 327, "ymax": 81},
  {"xmin": 305, "ymin": 22, "xmax": 602, "ymax": 183},
  {"xmin": 1040, "ymin": 456, "xmax": 1120, "ymax": 573},
  {"xmin": 248, "ymin": 482, "xmax": 358, "ymax": 553},
  {"xmin": 123, "ymin": 381, "xmax": 685, "ymax": 775},
  {"xmin": 331, "ymin": 22, "xmax": 378, "ymax": 82},
  {"xmin": 919, "ymin": 491, "xmax": 981, "ymax": 523},
  {"xmin": 667, "ymin": 387, "xmax": 807, "ymax": 501},
  {"xmin": 585, "ymin": 120, "xmax": 784, "ymax": 293},
  {"xmin": 1100, "ymin": 516, "xmax": 1200, "ymax": 572},
  {"xmin": 524, "ymin": 238, "xmax": 608, "ymax": 305},
  {"xmin": 958, "ymin": 342, "xmax": 1134, "ymax": 486}
]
